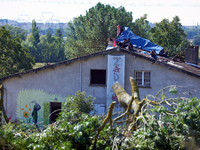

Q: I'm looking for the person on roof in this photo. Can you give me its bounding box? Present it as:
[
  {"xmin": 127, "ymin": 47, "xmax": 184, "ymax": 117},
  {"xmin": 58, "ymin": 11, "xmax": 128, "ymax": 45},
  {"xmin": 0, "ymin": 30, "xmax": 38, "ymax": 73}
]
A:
[
  {"xmin": 118, "ymin": 38, "xmax": 133, "ymax": 50},
  {"xmin": 149, "ymin": 50, "xmax": 158, "ymax": 59}
]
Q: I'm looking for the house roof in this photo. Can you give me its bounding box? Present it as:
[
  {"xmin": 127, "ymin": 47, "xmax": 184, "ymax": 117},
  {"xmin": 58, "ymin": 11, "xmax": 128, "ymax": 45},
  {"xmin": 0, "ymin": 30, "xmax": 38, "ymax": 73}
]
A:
[{"xmin": 0, "ymin": 47, "xmax": 200, "ymax": 82}]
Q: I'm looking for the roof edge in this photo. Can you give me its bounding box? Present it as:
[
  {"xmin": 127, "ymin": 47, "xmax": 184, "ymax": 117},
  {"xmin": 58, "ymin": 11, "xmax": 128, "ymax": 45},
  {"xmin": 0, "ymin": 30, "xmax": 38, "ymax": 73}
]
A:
[{"xmin": 1, "ymin": 47, "xmax": 200, "ymax": 82}]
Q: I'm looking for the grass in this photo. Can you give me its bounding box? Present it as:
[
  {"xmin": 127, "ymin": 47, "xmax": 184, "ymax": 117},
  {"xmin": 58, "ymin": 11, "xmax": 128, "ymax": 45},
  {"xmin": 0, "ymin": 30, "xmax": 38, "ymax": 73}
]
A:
[{"xmin": 33, "ymin": 63, "xmax": 46, "ymax": 69}]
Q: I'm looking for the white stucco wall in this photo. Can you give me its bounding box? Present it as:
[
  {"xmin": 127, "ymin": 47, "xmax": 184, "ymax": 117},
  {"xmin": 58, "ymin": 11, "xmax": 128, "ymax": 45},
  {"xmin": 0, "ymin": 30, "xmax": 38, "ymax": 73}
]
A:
[
  {"xmin": 2, "ymin": 51, "xmax": 200, "ymax": 122},
  {"xmin": 125, "ymin": 54, "xmax": 200, "ymax": 99}
]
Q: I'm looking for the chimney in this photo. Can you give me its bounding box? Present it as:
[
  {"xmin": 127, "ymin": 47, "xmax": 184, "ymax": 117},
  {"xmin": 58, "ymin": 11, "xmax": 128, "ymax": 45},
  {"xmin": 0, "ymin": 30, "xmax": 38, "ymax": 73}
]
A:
[
  {"xmin": 107, "ymin": 38, "xmax": 114, "ymax": 47},
  {"xmin": 185, "ymin": 45, "xmax": 199, "ymax": 65}
]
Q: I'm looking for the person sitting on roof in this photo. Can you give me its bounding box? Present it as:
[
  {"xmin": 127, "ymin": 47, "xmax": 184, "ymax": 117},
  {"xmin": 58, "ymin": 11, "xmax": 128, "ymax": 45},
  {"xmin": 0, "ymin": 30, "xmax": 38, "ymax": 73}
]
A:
[
  {"xmin": 149, "ymin": 50, "xmax": 158, "ymax": 59},
  {"xmin": 118, "ymin": 38, "xmax": 133, "ymax": 50},
  {"xmin": 159, "ymin": 50, "xmax": 168, "ymax": 57}
]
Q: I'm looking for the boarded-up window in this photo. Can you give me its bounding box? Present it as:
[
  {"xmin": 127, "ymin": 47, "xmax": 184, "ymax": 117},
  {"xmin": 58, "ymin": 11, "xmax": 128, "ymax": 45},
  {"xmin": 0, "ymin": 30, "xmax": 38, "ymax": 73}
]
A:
[{"xmin": 90, "ymin": 69, "xmax": 106, "ymax": 85}]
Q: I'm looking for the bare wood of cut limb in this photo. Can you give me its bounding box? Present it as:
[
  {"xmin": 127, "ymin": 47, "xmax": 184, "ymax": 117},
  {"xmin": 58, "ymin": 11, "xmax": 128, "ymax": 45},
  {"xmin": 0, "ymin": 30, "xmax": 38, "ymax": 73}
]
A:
[
  {"xmin": 112, "ymin": 77, "xmax": 158, "ymax": 134},
  {"xmin": 91, "ymin": 77, "xmax": 181, "ymax": 148}
]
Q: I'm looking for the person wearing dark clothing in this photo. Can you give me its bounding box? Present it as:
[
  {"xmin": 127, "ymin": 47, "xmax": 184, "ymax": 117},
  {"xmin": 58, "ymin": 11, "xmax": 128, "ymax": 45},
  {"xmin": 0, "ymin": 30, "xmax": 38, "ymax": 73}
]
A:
[
  {"xmin": 118, "ymin": 38, "xmax": 133, "ymax": 50},
  {"xmin": 32, "ymin": 103, "xmax": 41, "ymax": 124},
  {"xmin": 159, "ymin": 50, "xmax": 168, "ymax": 57},
  {"xmin": 149, "ymin": 50, "xmax": 157, "ymax": 59}
]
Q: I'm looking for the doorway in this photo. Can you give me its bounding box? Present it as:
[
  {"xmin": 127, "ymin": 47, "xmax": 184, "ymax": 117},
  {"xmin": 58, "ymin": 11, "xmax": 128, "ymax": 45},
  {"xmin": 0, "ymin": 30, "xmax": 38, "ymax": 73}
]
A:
[{"xmin": 50, "ymin": 102, "xmax": 61, "ymax": 123}]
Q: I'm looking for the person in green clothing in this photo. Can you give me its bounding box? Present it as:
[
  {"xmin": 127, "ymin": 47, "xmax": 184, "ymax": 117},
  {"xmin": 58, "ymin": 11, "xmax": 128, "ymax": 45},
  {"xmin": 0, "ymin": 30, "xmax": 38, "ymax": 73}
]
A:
[{"xmin": 31, "ymin": 102, "xmax": 41, "ymax": 124}]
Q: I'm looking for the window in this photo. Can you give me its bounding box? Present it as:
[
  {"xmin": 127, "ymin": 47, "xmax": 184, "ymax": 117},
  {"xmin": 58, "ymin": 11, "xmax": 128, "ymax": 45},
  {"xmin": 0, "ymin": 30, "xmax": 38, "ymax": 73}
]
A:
[
  {"xmin": 134, "ymin": 71, "xmax": 151, "ymax": 87},
  {"xmin": 90, "ymin": 69, "xmax": 106, "ymax": 85}
]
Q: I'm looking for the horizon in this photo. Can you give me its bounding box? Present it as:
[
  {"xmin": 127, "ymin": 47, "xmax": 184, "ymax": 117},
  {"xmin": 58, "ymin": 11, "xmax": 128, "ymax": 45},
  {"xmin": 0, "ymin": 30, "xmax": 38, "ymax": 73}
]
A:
[
  {"xmin": 0, "ymin": 0, "xmax": 200, "ymax": 26},
  {"xmin": 0, "ymin": 18, "xmax": 198, "ymax": 28}
]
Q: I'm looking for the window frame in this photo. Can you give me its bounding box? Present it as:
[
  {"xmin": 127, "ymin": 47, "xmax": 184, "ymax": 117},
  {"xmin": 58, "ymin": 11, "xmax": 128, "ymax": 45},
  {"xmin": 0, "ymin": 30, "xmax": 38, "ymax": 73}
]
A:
[{"xmin": 134, "ymin": 70, "xmax": 151, "ymax": 88}]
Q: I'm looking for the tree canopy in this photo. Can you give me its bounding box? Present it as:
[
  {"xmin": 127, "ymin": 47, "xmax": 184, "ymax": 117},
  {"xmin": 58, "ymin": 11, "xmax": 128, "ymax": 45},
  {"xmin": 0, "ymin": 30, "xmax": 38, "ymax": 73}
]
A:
[
  {"xmin": 39, "ymin": 30, "xmax": 65, "ymax": 63},
  {"xmin": 65, "ymin": 2, "xmax": 134, "ymax": 58},
  {"xmin": 65, "ymin": 4, "xmax": 188, "ymax": 58},
  {"xmin": 192, "ymin": 35, "xmax": 200, "ymax": 46},
  {"xmin": 149, "ymin": 16, "xmax": 189, "ymax": 56},
  {"xmin": 22, "ymin": 20, "xmax": 66, "ymax": 63},
  {"xmin": 0, "ymin": 26, "xmax": 35, "ymax": 78},
  {"xmin": 132, "ymin": 14, "xmax": 151, "ymax": 39},
  {"xmin": 0, "ymin": 3, "xmax": 191, "ymax": 67},
  {"xmin": 5, "ymin": 24, "xmax": 27, "ymax": 41}
]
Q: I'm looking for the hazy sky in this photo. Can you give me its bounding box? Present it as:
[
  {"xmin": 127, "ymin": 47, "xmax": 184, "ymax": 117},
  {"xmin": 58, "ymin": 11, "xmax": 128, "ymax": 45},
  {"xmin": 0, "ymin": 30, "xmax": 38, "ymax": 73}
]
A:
[{"xmin": 0, "ymin": 0, "xmax": 200, "ymax": 26}]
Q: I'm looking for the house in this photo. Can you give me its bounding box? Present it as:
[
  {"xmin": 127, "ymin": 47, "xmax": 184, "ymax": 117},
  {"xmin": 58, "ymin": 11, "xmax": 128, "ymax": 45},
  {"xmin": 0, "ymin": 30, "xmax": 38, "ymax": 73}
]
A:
[{"xmin": 0, "ymin": 46, "xmax": 200, "ymax": 125}]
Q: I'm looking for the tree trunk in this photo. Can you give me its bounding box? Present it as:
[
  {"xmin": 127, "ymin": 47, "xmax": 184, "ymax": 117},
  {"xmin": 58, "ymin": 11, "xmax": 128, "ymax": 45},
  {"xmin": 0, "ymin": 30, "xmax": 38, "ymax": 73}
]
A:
[
  {"xmin": 112, "ymin": 77, "xmax": 141, "ymax": 113},
  {"xmin": 0, "ymin": 84, "xmax": 9, "ymax": 124}
]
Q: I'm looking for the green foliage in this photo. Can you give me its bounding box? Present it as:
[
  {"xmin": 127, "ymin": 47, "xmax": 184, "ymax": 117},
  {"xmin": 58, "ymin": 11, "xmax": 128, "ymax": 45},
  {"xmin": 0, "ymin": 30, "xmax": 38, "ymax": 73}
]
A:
[
  {"xmin": 169, "ymin": 86, "xmax": 178, "ymax": 95},
  {"xmin": 192, "ymin": 35, "xmax": 200, "ymax": 46},
  {"xmin": 64, "ymin": 91, "xmax": 95, "ymax": 114},
  {"xmin": 22, "ymin": 20, "xmax": 42, "ymax": 62},
  {"xmin": 132, "ymin": 14, "xmax": 151, "ymax": 39},
  {"xmin": 0, "ymin": 87, "xmax": 200, "ymax": 149},
  {"xmin": 184, "ymin": 26, "xmax": 200, "ymax": 39},
  {"xmin": 39, "ymin": 31, "xmax": 59, "ymax": 63},
  {"xmin": 31, "ymin": 20, "xmax": 40, "ymax": 47},
  {"xmin": 0, "ymin": 26, "xmax": 35, "ymax": 77},
  {"xmin": 5, "ymin": 24, "xmax": 27, "ymax": 41},
  {"xmin": 149, "ymin": 16, "xmax": 189, "ymax": 56},
  {"xmin": 55, "ymin": 28, "xmax": 63, "ymax": 38},
  {"xmin": 22, "ymin": 20, "xmax": 66, "ymax": 63},
  {"xmin": 33, "ymin": 63, "xmax": 46, "ymax": 69},
  {"xmin": 131, "ymin": 97, "xmax": 200, "ymax": 149},
  {"xmin": 65, "ymin": 2, "xmax": 133, "ymax": 58},
  {"xmin": 0, "ymin": 103, "xmax": 115, "ymax": 150},
  {"xmin": 56, "ymin": 110, "xmax": 100, "ymax": 150},
  {"xmin": 53, "ymin": 29, "xmax": 66, "ymax": 62}
]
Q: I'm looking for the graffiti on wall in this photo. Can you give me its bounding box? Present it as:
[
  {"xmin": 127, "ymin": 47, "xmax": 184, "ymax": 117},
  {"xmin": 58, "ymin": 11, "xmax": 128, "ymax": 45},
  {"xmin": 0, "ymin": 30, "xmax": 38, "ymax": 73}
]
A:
[
  {"xmin": 16, "ymin": 89, "xmax": 64, "ymax": 125},
  {"xmin": 107, "ymin": 55, "xmax": 125, "ymax": 113}
]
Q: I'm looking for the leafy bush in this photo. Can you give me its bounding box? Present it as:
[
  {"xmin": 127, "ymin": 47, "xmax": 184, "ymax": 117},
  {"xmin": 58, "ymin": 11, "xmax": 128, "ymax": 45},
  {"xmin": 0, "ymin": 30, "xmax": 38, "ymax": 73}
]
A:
[
  {"xmin": 0, "ymin": 90, "xmax": 200, "ymax": 150},
  {"xmin": 64, "ymin": 90, "xmax": 95, "ymax": 114},
  {"xmin": 0, "ymin": 91, "xmax": 118, "ymax": 150},
  {"xmin": 130, "ymin": 97, "xmax": 200, "ymax": 150}
]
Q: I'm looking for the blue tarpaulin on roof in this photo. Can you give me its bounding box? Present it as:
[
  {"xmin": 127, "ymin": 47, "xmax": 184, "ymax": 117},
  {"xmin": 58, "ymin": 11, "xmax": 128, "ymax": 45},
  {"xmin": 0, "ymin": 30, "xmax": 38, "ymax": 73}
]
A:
[{"xmin": 115, "ymin": 27, "xmax": 164, "ymax": 54}]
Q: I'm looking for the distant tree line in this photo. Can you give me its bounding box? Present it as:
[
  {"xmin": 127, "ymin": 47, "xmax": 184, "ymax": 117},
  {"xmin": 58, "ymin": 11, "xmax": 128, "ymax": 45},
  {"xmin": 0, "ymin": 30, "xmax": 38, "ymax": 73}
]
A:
[
  {"xmin": 184, "ymin": 26, "xmax": 200, "ymax": 46},
  {"xmin": 20, "ymin": 20, "xmax": 66, "ymax": 63},
  {"xmin": 0, "ymin": 19, "xmax": 68, "ymax": 37}
]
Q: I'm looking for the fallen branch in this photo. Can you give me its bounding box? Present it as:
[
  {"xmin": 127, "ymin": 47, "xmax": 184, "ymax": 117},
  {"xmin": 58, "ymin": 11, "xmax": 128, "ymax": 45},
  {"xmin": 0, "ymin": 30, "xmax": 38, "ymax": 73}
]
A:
[{"xmin": 92, "ymin": 101, "xmax": 116, "ymax": 149}]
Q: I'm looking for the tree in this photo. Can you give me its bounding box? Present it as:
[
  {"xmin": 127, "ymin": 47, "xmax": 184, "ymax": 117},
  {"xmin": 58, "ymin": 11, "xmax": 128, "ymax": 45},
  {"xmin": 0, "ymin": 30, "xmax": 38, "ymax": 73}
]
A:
[
  {"xmin": 132, "ymin": 14, "xmax": 151, "ymax": 39},
  {"xmin": 5, "ymin": 24, "xmax": 27, "ymax": 41},
  {"xmin": 0, "ymin": 26, "xmax": 35, "ymax": 78},
  {"xmin": 64, "ymin": 91, "xmax": 95, "ymax": 114},
  {"xmin": 185, "ymin": 29, "xmax": 197, "ymax": 39},
  {"xmin": 39, "ymin": 29, "xmax": 66, "ymax": 63},
  {"xmin": 65, "ymin": 2, "xmax": 133, "ymax": 58},
  {"xmin": 31, "ymin": 20, "xmax": 40, "ymax": 47},
  {"xmin": 55, "ymin": 28, "xmax": 63, "ymax": 38},
  {"xmin": 149, "ymin": 16, "xmax": 189, "ymax": 56},
  {"xmin": 192, "ymin": 35, "xmax": 200, "ymax": 46},
  {"xmin": 55, "ymin": 29, "xmax": 66, "ymax": 61},
  {"xmin": 22, "ymin": 20, "xmax": 42, "ymax": 62}
]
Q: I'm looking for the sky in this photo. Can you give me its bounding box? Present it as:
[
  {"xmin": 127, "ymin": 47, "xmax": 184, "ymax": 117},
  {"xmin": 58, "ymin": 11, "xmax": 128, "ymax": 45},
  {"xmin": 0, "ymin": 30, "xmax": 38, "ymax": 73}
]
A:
[{"xmin": 0, "ymin": 0, "xmax": 200, "ymax": 26}]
